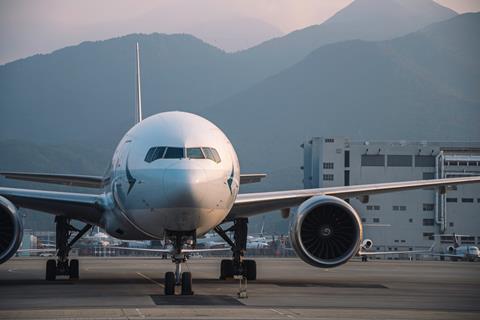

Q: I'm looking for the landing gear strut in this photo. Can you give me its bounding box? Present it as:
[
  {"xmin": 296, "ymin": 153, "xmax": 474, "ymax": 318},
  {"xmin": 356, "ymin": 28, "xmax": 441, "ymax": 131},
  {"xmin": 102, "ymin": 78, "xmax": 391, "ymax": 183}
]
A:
[
  {"xmin": 45, "ymin": 216, "xmax": 91, "ymax": 281},
  {"xmin": 164, "ymin": 231, "xmax": 194, "ymax": 296},
  {"xmin": 215, "ymin": 218, "xmax": 256, "ymax": 281}
]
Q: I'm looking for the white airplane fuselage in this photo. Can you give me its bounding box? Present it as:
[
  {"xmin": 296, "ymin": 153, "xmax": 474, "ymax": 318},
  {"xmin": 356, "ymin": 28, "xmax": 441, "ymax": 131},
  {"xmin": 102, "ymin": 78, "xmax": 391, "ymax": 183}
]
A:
[{"xmin": 102, "ymin": 111, "xmax": 240, "ymax": 240}]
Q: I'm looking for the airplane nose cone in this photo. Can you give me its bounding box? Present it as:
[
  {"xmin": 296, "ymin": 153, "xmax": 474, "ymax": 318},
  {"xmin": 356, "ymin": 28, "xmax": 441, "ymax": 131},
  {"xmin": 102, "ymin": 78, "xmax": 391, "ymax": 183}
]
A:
[{"xmin": 163, "ymin": 162, "xmax": 207, "ymax": 207}]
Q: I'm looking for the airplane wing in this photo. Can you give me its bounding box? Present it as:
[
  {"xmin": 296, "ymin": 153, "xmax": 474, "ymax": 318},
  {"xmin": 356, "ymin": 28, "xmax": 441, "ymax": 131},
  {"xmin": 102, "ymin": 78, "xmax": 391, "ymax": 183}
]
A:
[
  {"xmin": 358, "ymin": 249, "xmax": 431, "ymax": 256},
  {"xmin": 240, "ymin": 174, "xmax": 267, "ymax": 185},
  {"xmin": 107, "ymin": 246, "xmax": 230, "ymax": 254},
  {"xmin": 0, "ymin": 187, "xmax": 105, "ymax": 225},
  {"xmin": 0, "ymin": 172, "xmax": 108, "ymax": 188},
  {"xmin": 429, "ymin": 253, "xmax": 461, "ymax": 258},
  {"xmin": 229, "ymin": 176, "xmax": 480, "ymax": 219}
]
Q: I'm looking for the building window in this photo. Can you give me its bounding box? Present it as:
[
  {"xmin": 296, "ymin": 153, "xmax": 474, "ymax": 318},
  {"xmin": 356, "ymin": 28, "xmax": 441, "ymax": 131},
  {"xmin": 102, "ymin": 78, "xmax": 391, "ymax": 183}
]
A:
[
  {"xmin": 344, "ymin": 150, "xmax": 350, "ymax": 168},
  {"xmin": 324, "ymin": 138, "xmax": 335, "ymax": 143},
  {"xmin": 393, "ymin": 205, "xmax": 399, "ymax": 211},
  {"xmin": 449, "ymin": 222, "xmax": 454, "ymax": 227},
  {"xmin": 409, "ymin": 218, "xmax": 413, "ymax": 223},
  {"xmin": 401, "ymin": 240, "xmax": 406, "ymax": 243},
  {"xmin": 323, "ymin": 174, "xmax": 334, "ymax": 181},
  {"xmin": 361, "ymin": 218, "xmax": 366, "ymax": 223},
  {"xmin": 373, "ymin": 218, "xmax": 380, "ymax": 223},
  {"xmin": 394, "ymin": 240, "xmax": 399, "ymax": 243},
  {"xmin": 423, "ymin": 232, "xmax": 434, "ymax": 240},
  {"xmin": 462, "ymin": 198, "xmax": 474, "ymax": 203},
  {"xmin": 422, "ymin": 172, "xmax": 435, "ymax": 180},
  {"xmin": 415, "ymin": 155, "xmax": 435, "ymax": 167},
  {"xmin": 446, "ymin": 198, "xmax": 457, "ymax": 203},
  {"xmin": 366, "ymin": 205, "xmax": 380, "ymax": 211},
  {"xmin": 361, "ymin": 154, "xmax": 385, "ymax": 167},
  {"xmin": 461, "ymin": 236, "xmax": 475, "ymax": 244},
  {"xmin": 323, "ymin": 162, "xmax": 334, "ymax": 169},
  {"xmin": 387, "ymin": 155, "xmax": 412, "ymax": 167},
  {"xmin": 399, "ymin": 206, "xmax": 406, "ymax": 211},
  {"xmin": 423, "ymin": 219, "xmax": 434, "ymax": 226},
  {"xmin": 423, "ymin": 203, "xmax": 434, "ymax": 211},
  {"xmin": 478, "ymin": 198, "xmax": 480, "ymax": 203},
  {"xmin": 344, "ymin": 170, "xmax": 350, "ymax": 186}
]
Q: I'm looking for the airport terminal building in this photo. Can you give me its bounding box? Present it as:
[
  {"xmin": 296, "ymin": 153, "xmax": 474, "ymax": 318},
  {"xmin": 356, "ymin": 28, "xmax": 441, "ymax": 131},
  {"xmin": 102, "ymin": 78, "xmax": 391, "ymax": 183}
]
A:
[{"xmin": 301, "ymin": 138, "xmax": 480, "ymax": 254}]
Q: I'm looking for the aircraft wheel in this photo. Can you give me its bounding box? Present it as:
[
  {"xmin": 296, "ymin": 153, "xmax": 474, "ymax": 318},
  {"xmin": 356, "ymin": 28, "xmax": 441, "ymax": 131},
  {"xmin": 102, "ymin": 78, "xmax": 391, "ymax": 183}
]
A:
[
  {"xmin": 46, "ymin": 259, "xmax": 56, "ymax": 281},
  {"xmin": 243, "ymin": 259, "xmax": 256, "ymax": 281},
  {"xmin": 164, "ymin": 272, "xmax": 175, "ymax": 295},
  {"xmin": 69, "ymin": 259, "xmax": 79, "ymax": 279},
  {"xmin": 181, "ymin": 272, "xmax": 193, "ymax": 295},
  {"xmin": 220, "ymin": 259, "xmax": 233, "ymax": 280}
]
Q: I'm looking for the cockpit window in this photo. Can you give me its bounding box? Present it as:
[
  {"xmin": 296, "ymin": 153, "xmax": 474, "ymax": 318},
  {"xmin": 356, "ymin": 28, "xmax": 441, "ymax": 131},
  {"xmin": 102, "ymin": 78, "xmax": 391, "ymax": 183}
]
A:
[
  {"xmin": 144, "ymin": 146, "xmax": 220, "ymax": 163},
  {"xmin": 187, "ymin": 148, "xmax": 205, "ymax": 159},
  {"xmin": 202, "ymin": 147, "xmax": 221, "ymax": 163},
  {"xmin": 144, "ymin": 147, "xmax": 166, "ymax": 163},
  {"xmin": 210, "ymin": 148, "xmax": 221, "ymax": 163},
  {"xmin": 164, "ymin": 147, "xmax": 184, "ymax": 159}
]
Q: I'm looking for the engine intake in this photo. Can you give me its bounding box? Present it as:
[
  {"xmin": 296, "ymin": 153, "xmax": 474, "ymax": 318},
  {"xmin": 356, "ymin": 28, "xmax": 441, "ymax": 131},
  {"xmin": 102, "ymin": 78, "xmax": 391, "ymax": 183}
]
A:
[
  {"xmin": 0, "ymin": 196, "xmax": 23, "ymax": 264},
  {"xmin": 290, "ymin": 196, "xmax": 362, "ymax": 268}
]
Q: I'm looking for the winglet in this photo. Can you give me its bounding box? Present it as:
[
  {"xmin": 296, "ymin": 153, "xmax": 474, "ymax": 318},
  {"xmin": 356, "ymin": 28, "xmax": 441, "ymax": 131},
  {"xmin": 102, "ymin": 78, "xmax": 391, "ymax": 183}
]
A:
[{"xmin": 135, "ymin": 42, "xmax": 143, "ymax": 124}]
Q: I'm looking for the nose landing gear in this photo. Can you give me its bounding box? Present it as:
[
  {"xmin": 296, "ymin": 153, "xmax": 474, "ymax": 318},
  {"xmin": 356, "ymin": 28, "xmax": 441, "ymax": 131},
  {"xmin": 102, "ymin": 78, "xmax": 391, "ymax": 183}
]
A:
[{"xmin": 164, "ymin": 232, "xmax": 194, "ymax": 296}]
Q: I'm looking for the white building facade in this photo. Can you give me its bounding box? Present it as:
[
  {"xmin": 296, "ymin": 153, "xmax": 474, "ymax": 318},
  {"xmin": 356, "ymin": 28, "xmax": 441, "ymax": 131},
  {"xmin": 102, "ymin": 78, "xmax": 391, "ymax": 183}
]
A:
[{"xmin": 302, "ymin": 138, "xmax": 480, "ymax": 253}]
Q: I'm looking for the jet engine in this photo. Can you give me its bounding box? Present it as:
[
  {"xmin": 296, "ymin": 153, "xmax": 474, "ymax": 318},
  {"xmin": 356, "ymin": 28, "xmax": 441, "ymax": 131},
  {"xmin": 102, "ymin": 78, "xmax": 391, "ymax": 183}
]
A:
[
  {"xmin": 447, "ymin": 246, "xmax": 455, "ymax": 253},
  {"xmin": 290, "ymin": 196, "xmax": 362, "ymax": 268},
  {"xmin": 0, "ymin": 196, "xmax": 23, "ymax": 264}
]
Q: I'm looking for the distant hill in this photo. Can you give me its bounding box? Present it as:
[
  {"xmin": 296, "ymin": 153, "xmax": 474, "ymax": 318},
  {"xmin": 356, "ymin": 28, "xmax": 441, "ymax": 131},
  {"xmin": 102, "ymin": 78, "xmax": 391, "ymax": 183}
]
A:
[
  {"xmin": 0, "ymin": 33, "xmax": 234, "ymax": 145},
  {"xmin": 231, "ymin": 0, "xmax": 457, "ymax": 85},
  {"xmin": 205, "ymin": 13, "xmax": 480, "ymax": 188}
]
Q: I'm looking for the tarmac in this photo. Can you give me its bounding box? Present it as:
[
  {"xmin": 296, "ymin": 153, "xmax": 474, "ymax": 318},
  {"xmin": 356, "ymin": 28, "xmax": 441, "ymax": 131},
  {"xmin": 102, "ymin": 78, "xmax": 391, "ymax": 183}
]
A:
[{"xmin": 0, "ymin": 257, "xmax": 479, "ymax": 319}]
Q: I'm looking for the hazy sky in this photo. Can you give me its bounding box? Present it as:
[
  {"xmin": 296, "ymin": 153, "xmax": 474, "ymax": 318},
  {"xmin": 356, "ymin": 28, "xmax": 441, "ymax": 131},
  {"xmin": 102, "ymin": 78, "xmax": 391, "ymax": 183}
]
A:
[{"xmin": 1, "ymin": 0, "xmax": 479, "ymax": 65}]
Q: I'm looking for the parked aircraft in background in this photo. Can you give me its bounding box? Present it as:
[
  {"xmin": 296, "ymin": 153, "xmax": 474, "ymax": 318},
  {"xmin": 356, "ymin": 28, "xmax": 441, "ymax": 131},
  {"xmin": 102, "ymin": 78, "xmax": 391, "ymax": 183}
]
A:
[
  {"xmin": 1, "ymin": 44, "xmax": 480, "ymax": 296},
  {"xmin": 430, "ymin": 234, "xmax": 480, "ymax": 262}
]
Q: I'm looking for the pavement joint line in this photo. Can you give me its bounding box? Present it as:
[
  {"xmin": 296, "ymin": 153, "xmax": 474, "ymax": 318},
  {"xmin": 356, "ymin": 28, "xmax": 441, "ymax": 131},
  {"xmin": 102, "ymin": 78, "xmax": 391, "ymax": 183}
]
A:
[
  {"xmin": 136, "ymin": 272, "xmax": 164, "ymax": 288},
  {"xmin": 135, "ymin": 308, "xmax": 145, "ymax": 318},
  {"xmin": 270, "ymin": 308, "xmax": 295, "ymax": 319}
]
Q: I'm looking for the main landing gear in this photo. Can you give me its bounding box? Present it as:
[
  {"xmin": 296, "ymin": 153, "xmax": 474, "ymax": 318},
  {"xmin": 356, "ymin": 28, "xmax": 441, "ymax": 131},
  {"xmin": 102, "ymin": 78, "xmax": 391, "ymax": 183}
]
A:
[
  {"xmin": 46, "ymin": 216, "xmax": 92, "ymax": 281},
  {"xmin": 215, "ymin": 218, "xmax": 257, "ymax": 281},
  {"xmin": 164, "ymin": 232, "xmax": 194, "ymax": 296}
]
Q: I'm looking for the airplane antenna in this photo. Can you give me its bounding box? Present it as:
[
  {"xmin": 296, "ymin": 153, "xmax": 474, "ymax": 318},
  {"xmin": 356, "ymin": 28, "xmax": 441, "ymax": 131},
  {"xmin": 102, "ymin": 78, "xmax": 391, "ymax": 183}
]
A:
[{"xmin": 135, "ymin": 42, "xmax": 143, "ymax": 124}]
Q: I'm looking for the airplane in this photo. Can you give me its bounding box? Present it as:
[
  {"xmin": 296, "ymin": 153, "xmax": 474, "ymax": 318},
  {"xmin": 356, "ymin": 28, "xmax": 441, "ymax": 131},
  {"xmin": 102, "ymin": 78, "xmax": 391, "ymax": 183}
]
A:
[
  {"xmin": 1, "ymin": 43, "xmax": 480, "ymax": 296},
  {"xmin": 357, "ymin": 238, "xmax": 434, "ymax": 262},
  {"xmin": 430, "ymin": 234, "xmax": 480, "ymax": 262}
]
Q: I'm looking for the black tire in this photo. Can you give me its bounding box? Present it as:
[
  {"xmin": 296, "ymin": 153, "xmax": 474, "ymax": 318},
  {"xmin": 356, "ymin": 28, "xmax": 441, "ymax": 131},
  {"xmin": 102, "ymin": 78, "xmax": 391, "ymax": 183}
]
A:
[
  {"xmin": 181, "ymin": 272, "xmax": 193, "ymax": 295},
  {"xmin": 69, "ymin": 259, "xmax": 79, "ymax": 279},
  {"xmin": 164, "ymin": 272, "xmax": 175, "ymax": 295},
  {"xmin": 46, "ymin": 259, "xmax": 56, "ymax": 281},
  {"xmin": 243, "ymin": 259, "xmax": 256, "ymax": 281},
  {"xmin": 220, "ymin": 259, "xmax": 233, "ymax": 280}
]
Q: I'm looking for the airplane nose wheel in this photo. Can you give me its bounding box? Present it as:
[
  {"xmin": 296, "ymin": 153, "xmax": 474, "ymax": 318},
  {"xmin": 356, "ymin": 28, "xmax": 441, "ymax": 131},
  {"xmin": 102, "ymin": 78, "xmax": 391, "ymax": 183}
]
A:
[
  {"xmin": 164, "ymin": 232, "xmax": 195, "ymax": 296},
  {"xmin": 164, "ymin": 258, "xmax": 194, "ymax": 295}
]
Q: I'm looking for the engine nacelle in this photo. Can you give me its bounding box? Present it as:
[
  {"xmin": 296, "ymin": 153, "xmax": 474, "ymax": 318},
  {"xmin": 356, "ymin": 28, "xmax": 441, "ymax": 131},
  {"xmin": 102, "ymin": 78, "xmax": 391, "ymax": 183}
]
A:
[
  {"xmin": 0, "ymin": 196, "xmax": 23, "ymax": 264},
  {"xmin": 290, "ymin": 196, "xmax": 362, "ymax": 268},
  {"xmin": 362, "ymin": 239, "xmax": 373, "ymax": 250},
  {"xmin": 447, "ymin": 246, "xmax": 455, "ymax": 253}
]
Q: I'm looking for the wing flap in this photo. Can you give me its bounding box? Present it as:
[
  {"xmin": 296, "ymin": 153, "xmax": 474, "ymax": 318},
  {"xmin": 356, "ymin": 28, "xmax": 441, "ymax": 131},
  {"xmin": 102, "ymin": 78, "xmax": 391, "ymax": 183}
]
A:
[{"xmin": 0, "ymin": 172, "xmax": 108, "ymax": 188}]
